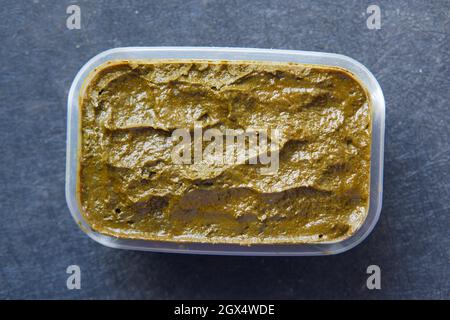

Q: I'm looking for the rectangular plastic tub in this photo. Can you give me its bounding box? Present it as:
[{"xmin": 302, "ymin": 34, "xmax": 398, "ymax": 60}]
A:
[{"xmin": 66, "ymin": 47, "xmax": 385, "ymax": 255}]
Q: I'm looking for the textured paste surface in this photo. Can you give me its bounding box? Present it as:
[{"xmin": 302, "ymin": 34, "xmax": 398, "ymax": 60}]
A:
[{"xmin": 78, "ymin": 60, "xmax": 371, "ymax": 244}]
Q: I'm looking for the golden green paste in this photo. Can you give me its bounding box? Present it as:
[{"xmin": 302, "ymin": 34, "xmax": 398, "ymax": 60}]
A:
[{"xmin": 78, "ymin": 60, "xmax": 371, "ymax": 244}]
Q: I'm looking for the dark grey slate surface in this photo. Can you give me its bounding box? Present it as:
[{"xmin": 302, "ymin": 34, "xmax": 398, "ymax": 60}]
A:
[{"xmin": 0, "ymin": 0, "xmax": 448, "ymax": 299}]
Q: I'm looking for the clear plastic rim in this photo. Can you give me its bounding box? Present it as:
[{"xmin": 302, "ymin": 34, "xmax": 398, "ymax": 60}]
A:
[{"xmin": 66, "ymin": 46, "xmax": 385, "ymax": 256}]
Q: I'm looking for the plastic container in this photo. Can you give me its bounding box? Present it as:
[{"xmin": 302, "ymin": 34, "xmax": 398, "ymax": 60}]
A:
[{"xmin": 66, "ymin": 47, "xmax": 385, "ymax": 255}]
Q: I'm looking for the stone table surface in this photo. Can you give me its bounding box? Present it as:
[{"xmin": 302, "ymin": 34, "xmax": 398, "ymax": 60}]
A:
[{"xmin": 0, "ymin": 0, "xmax": 448, "ymax": 299}]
